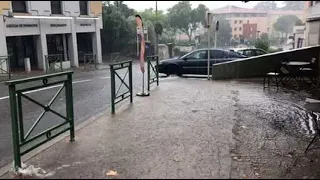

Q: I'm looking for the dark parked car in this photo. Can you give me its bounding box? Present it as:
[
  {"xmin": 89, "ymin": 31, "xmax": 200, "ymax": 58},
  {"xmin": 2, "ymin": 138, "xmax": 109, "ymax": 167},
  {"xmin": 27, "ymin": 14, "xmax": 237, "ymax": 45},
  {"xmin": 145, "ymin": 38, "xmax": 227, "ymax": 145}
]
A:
[{"xmin": 156, "ymin": 48, "xmax": 246, "ymax": 76}]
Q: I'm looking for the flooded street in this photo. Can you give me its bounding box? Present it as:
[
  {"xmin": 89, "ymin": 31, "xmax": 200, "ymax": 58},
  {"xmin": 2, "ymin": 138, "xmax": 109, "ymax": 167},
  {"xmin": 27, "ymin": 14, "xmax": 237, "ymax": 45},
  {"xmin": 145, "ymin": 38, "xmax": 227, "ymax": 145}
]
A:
[{"xmin": 229, "ymin": 80, "xmax": 320, "ymax": 179}]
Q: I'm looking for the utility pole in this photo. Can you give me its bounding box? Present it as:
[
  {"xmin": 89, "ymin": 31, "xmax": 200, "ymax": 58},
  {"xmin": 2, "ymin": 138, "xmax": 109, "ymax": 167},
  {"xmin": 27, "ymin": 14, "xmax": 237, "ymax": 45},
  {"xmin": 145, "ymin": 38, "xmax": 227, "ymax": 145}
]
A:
[{"xmin": 155, "ymin": 1, "xmax": 158, "ymax": 56}]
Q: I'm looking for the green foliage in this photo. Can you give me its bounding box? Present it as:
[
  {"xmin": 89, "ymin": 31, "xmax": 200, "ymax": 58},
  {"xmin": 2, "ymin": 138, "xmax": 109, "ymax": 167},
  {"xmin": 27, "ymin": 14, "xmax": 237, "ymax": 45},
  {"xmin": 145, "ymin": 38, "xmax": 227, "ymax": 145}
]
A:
[
  {"xmin": 273, "ymin": 15, "xmax": 302, "ymax": 35},
  {"xmin": 101, "ymin": 2, "xmax": 135, "ymax": 55},
  {"xmin": 167, "ymin": 1, "xmax": 193, "ymax": 42},
  {"xmin": 255, "ymin": 33, "xmax": 270, "ymax": 52}
]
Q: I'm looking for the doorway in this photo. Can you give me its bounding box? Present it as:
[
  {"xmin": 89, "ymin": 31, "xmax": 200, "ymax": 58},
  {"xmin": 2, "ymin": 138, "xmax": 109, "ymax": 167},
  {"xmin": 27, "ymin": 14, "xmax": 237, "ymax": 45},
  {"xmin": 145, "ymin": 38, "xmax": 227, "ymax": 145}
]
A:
[
  {"xmin": 46, "ymin": 34, "xmax": 69, "ymax": 61},
  {"xmin": 77, "ymin": 33, "xmax": 93, "ymax": 62},
  {"xmin": 6, "ymin": 36, "xmax": 37, "ymax": 70}
]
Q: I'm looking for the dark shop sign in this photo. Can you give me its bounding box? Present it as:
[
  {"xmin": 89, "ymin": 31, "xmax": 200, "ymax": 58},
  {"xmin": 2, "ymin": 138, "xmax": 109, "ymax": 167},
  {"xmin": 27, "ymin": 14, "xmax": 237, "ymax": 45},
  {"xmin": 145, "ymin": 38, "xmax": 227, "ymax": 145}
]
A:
[
  {"xmin": 6, "ymin": 24, "xmax": 38, "ymax": 28},
  {"xmin": 50, "ymin": 24, "xmax": 67, "ymax": 27},
  {"xmin": 80, "ymin": 24, "xmax": 91, "ymax": 26}
]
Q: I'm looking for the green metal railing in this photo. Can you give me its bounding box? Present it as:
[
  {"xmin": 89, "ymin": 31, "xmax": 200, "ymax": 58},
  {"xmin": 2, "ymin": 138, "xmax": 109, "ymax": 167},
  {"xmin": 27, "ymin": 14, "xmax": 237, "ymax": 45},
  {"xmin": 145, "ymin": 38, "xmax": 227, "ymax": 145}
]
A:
[
  {"xmin": 0, "ymin": 56, "xmax": 11, "ymax": 80},
  {"xmin": 45, "ymin": 54, "xmax": 63, "ymax": 74},
  {"xmin": 110, "ymin": 60, "xmax": 133, "ymax": 114},
  {"xmin": 5, "ymin": 71, "xmax": 75, "ymax": 170},
  {"xmin": 84, "ymin": 54, "xmax": 97, "ymax": 70},
  {"xmin": 147, "ymin": 55, "xmax": 159, "ymax": 91}
]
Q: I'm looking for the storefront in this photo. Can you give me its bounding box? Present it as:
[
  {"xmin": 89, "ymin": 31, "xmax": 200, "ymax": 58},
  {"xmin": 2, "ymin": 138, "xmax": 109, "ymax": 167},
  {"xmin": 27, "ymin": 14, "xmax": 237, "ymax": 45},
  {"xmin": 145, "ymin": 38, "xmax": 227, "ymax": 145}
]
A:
[{"xmin": 0, "ymin": 15, "xmax": 102, "ymax": 72}]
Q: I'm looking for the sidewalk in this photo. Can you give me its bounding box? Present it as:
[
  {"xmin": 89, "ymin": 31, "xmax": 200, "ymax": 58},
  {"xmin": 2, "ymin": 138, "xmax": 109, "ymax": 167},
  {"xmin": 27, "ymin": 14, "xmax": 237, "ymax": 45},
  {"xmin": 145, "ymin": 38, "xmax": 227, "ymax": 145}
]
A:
[{"xmin": 2, "ymin": 78, "xmax": 320, "ymax": 179}]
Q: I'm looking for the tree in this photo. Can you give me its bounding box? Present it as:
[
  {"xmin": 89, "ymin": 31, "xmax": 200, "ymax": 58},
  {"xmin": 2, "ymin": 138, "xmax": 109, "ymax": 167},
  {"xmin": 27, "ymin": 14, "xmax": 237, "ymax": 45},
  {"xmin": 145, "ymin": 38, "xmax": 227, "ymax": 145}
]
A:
[
  {"xmin": 167, "ymin": 1, "xmax": 193, "ymax": 42},
  {"xmin": 273, "ymin": 15, "xmax": 302, "ymax": 37},
  {"xmin": 101, "ymin": 3, "xmax": 136, "ymax": 54},
  {"xmin": 255, "ymin": 33, "xmax": 270, "ymax": 51},
  {"xmin": 254, "ymin": 1, "xmax": 278, "ymax": 10},
  {"xmin": 281, "ymin": 1, "xmax": 304, "ymax": 11},
  {"xmin": 192, "ymin": 4, "xmax": 209, "ymax": 28}
]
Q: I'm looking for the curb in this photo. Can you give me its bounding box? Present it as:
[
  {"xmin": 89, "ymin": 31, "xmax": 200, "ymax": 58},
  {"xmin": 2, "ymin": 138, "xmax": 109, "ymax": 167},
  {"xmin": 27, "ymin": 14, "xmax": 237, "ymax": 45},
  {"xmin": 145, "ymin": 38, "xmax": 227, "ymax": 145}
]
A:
[{"xmin": 0, "ymin": 110, "xmax": 109, "ymax": 177}]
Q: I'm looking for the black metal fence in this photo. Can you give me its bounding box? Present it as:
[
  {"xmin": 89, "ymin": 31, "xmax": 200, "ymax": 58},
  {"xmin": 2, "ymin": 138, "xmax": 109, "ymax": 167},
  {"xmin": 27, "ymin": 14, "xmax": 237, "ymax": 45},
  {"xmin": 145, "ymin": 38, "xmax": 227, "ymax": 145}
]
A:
[
  {"xmin": 5, "ymin": 71, "xmax": 75, "ymax": 170},
  {"xmin": 147, "ymin": 55, "xmax": 159, "ymax": 91},
  {"xmin": 45, "ymin": 54, "xmax": 63, "ymax": 74},
  {"xmin": 110, "ymin": 60, "xmax": 133, "ymax": 114},
  {"xmin": 83, "ymin": 54, "xmax": 97, "ymax": 70}
]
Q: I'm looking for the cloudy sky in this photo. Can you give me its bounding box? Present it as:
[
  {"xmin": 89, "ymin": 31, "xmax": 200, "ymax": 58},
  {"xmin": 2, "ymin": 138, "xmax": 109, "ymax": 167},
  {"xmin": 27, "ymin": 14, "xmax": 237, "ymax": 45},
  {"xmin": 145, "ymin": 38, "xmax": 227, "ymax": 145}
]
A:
[{"xmin": 122, "ymin": 1, "xmax": 285, "ymax": 12}]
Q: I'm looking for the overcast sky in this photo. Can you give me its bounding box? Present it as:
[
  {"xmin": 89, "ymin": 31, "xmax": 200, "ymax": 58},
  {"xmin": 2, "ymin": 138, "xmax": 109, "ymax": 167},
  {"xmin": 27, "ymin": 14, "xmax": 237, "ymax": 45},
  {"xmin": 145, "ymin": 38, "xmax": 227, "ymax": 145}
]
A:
[{"xmin": 122, "ymin": 1, "xmax": 285, "ymax": 12}]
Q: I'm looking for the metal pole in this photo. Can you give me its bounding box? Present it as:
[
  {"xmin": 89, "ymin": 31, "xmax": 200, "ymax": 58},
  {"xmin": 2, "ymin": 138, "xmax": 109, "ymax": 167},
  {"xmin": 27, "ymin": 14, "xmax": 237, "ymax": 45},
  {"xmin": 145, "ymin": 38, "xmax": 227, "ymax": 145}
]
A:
[
  {"xmin": 8, "ymin": 85, "xmax": 21, "ymax": 170},
  {"xmin": 110, "ymin": 65, "xmax": 116, "ymax": 114},
  {"xmin": 214, "ymin": 31, "xmax": 217, "ymax": 48},
  {"xmin": 66, "ymin": 73, "xmax": 75, "ymax": 142},
  {"xmin": 142, "ymin": 72, "xmax": 145, "ymax": 94},
  {"xmin": 207, "ymin": 24, "xmax": 210, "ymax": 80}
]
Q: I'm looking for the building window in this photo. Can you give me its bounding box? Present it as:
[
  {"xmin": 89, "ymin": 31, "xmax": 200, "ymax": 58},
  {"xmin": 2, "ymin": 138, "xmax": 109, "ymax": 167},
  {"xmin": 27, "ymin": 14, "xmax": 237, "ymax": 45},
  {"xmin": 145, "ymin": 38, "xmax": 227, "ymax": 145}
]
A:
[
  {"xmin": 12, "ymin": 1, "xmax": 27, "ymax": 13},
  {"xmin": 234, "ymin": 27, "xmax": 237, "ymax": 31},
  {"xmin": 51, "ymin": 1, "xmax": 62, "ymax": 14},
  {"xmin": 267, "ymin": 27, "xmax": 270, "ymax": 31},
  {"xmin": 239, "ymin": 27, "xmax": 242, "ymax": 31},
  {"xmin": 234, "ymin": 20, "xmax": 237, "ymax": 24},
  {"xmin": 247, "ymin": 20, "xmax": 249, "ymax": 24},
  {"xmin": 239, "ymin": 20, "xmax": 242, "ymax": 24},
  {"xmin": 234, "ymin": 34, "xmax": 237, "ymax": 38},
  {"xmin": 80, "ymin": 1, "xmax": 88, "ymax": 15}
]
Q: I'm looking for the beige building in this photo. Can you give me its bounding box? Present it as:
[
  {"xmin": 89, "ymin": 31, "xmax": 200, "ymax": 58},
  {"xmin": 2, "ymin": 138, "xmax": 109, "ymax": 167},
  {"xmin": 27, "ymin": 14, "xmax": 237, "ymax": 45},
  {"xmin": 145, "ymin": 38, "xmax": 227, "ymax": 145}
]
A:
[{"xmin": 210, "ymin": 5, "xmax": 304, "ymax": 41}]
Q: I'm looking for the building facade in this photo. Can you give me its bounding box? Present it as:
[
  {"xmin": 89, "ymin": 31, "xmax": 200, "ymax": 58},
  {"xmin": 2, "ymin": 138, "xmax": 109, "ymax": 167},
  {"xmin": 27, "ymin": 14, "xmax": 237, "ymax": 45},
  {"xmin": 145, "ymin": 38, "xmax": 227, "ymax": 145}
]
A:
[
  {"xmin": 304, "ymin": 1, "xmax": 320, "ymax": 46},
  {"xmin": 210, "ymin": 5, "xmax": 304, "ymax": 43},
  {"xmin": 0, "ymin": 1, "xmax": 102, "ymax": 72}
]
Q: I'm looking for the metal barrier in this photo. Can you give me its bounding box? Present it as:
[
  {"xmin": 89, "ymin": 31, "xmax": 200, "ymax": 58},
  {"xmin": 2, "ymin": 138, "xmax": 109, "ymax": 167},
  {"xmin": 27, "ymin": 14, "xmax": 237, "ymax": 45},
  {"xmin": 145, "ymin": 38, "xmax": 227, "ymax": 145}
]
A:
[
  {"xmin": 84, "ymin": 54, "xmax": 97, "ymax": 70},
  {"xmin": 0, "ymin": 56, "xmax": 11, "ymax": 80},
  {"xmin": 147, "ymin": 55, "xmax": 159, "ymax": 91},
  {"xmin": 45, "ymin": 54, "xmax": 63, "ymax": 74},
  {"xmin": 5, "ymin": 71, "xmax": 75, "ymax": 170},
  {"xmin": 110, "ymin": 60, "xmax": 133, "ymax": 114},
  {"xmin": 110, "ymin": 52, "xmax": 120, "ymax": 63}
]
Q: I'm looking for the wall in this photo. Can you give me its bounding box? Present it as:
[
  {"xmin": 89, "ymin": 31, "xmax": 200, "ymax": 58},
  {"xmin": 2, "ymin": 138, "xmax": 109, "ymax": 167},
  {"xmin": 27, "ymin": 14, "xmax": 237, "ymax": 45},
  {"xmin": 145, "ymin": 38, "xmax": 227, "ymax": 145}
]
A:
[
  {"xmin": 90, "ymin": 1, "xmax": 102, "ymax": 16},
  {"xmin": 29, "ymin": 1, "xmax": 51, "ymax": 16},
  {"xmin": 0, "ymin": 1, "xmax": 10, "ymax": 15},
  {"xmin": 212, "ymin": 45, "xmax": 320, "ymax": 80},
  {"xmin": 63, "ymin": 1, "xmax": 80, "ymax": 16}
]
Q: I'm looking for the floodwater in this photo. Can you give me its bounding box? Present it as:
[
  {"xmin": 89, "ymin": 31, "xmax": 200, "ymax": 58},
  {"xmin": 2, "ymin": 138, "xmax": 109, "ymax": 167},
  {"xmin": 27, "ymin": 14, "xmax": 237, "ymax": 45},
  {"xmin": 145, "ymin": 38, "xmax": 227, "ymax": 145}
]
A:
[{"xmin": 235, "ymin": 80, "xmax": 317, "ymax": 138}]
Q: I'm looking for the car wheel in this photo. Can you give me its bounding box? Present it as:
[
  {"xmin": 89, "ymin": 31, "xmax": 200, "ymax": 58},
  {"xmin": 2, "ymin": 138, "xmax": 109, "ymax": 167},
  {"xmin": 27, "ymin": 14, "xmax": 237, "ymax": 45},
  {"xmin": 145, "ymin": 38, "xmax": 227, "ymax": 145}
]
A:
[{"xmin": 166, "ymin": 65, "xmax": 181, "ymax": 77}]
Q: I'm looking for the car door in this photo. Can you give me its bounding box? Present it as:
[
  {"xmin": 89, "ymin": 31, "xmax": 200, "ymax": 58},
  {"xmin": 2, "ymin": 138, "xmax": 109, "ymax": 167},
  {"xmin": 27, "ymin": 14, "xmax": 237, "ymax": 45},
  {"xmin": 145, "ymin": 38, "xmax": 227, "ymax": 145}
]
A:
[{"xmin": 181, "ymin": 50, "xmax": 208, "ymax": 75}]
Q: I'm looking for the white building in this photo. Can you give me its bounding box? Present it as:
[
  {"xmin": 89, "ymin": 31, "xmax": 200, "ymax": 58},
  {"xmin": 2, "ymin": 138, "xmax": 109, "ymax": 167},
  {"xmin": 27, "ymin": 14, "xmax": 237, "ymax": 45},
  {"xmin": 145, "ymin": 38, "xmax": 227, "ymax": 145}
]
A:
[
  {"xmin": 0, "ymin": 1, "xmax": 102, "ymax": 72},
  {"xmin": 304, "ymin": 1, "xmax": 320, "ymax": 46}
]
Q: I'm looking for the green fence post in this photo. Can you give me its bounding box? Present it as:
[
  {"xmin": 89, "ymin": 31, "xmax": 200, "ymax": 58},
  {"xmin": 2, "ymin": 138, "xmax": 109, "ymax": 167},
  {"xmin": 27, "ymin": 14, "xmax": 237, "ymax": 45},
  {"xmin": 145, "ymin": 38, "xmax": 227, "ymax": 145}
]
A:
[
  {"xmin": 110, "ymin": 65, "xmax": 116, "ymax": 114},
  {"xmin": 94, "ymin": 54, "xmax": 97, "ymax": 70},
  {"xmin": 156, "ymin": 56, "xmax": 159, "ymax": 86},
  {"xmin": 66, "ymin": 73, "xmax": 75, "ymax": 142},
  {"xmin": 7, "ymin": 56, "xmax": 11, "ymax": 80},
  {"xmin": 8, "ymin": 85, "xmax": 21, "ymax": 170},
  {"xmin": 60, "ymin": 55, "xmax": 63, "ymax": 72},
  {"xmin": 129, "ymin": 61, "xmax": 133, "ymax": 103},
  {"xmin": 147, "ymin": 57, "xmax": 150, "ymax": 92},
  {"xmin": 17, "ymin": 93, "xmax": 24, "ymax": 142}
]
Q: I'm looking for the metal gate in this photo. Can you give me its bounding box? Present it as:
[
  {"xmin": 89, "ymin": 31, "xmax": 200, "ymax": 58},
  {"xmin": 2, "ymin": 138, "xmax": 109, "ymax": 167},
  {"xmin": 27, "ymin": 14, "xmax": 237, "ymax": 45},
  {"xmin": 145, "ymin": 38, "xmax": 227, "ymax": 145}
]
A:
[
  {"xmin": 0, "ymin": 56, "xmax": 11, "ymax": 80},
  {"xmin": 83, "ymin": 54, "xmax": 97, "ymax": 70},
  {"xmin": 110, "ymin": 60, "xmax": 133, "ymax": 114}
]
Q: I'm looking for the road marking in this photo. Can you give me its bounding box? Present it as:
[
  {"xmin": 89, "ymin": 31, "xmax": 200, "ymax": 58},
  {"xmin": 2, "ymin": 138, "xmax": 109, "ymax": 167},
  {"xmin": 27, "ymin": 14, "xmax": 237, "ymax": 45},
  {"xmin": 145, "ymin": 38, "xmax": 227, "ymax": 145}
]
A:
[
  {"xmin": 100, "ymin": 76, "xmax": 110, "ymax": 79},
  {"xmin": 0, "ymin": 79, "xmax": 93, "ymax": 101}
]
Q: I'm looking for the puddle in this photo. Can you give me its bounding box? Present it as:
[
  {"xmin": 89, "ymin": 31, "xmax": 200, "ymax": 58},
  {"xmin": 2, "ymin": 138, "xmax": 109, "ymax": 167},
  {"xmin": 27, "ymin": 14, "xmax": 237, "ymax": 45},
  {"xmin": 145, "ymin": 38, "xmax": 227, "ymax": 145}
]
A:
[{"xmin": 235, "ymin": 84, "xmax": 318, "ymax": 138}]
